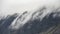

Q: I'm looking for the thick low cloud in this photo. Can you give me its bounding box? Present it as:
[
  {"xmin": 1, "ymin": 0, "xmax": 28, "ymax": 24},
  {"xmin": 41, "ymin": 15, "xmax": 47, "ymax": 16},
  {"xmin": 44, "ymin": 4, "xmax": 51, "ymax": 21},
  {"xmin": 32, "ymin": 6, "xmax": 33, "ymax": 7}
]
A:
[{"xmin": 0, "ymin": 0, "xmax": 60, "ymax": 16}]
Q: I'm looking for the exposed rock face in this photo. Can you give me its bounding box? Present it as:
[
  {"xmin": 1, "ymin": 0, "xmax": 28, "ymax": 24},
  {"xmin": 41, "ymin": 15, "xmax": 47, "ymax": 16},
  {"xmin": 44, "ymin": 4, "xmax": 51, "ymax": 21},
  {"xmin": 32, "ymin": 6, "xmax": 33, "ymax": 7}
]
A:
[{"xmin": 0, "ymin": 7, "xmax": 60, "ymax": 34}]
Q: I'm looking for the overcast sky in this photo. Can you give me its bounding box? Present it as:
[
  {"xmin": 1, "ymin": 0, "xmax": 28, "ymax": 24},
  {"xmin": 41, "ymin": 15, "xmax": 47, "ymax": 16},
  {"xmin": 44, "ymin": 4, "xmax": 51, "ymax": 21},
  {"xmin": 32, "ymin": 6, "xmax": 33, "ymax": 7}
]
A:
[{"xmin": 0, "ymin": 0, "xmax": 60, "ymax": 16}]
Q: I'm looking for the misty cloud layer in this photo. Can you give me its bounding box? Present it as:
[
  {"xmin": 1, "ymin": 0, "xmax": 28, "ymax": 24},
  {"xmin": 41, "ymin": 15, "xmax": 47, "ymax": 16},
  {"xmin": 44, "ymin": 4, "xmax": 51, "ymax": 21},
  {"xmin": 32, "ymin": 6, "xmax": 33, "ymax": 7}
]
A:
[{"xmin": 0, "ymin": 0, "xmax": 60, "ymax": 16}]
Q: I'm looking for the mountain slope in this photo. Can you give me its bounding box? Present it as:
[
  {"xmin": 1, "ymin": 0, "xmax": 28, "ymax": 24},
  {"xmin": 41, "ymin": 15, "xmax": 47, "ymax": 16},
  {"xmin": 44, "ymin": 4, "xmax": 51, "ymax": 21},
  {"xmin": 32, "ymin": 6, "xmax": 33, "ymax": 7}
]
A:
[{"xmin": 0, "ymin": 7, "xmax": 60, "ymax": 34}]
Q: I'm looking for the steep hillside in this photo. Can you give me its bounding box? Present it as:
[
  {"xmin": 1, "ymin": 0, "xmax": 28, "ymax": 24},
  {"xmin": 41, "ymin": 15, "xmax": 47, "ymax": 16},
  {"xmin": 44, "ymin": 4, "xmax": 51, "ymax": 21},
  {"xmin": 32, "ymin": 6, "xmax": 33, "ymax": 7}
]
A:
[{"xmin": 0, "ymin": 7, "xmax": 60, "ymax": 34}]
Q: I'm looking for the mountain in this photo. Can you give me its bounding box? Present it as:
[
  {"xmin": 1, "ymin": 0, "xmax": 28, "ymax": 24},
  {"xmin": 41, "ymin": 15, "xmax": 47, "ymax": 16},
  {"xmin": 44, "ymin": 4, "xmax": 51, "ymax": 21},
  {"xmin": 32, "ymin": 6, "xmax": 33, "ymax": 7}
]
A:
[{"xmin": 0, "ymin": 7, "xmax": 60, "ymax": 34}]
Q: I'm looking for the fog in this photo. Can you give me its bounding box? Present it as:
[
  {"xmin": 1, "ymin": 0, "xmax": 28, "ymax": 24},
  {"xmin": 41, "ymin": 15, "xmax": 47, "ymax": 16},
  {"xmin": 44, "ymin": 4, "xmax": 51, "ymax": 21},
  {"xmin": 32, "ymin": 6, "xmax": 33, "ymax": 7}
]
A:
[{"xmin": 0, "ymin": 0, "xmax": 60, "ymax": 16}]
